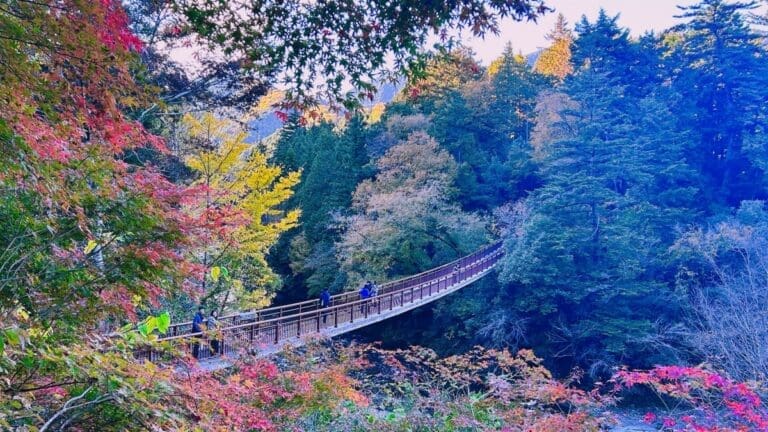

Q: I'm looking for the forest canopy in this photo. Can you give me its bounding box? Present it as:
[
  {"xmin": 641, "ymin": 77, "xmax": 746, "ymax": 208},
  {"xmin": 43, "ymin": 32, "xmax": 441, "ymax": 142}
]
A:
[{"xmin": 4, "ymin": 0, "xmax": 768, "ymax": 430}]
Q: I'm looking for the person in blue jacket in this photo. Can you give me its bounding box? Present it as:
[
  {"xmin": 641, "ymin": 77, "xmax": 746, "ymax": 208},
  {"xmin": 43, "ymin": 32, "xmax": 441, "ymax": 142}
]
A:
[
  {"xmin": 191, "ymin": 306, "xmax": 205, "ymax": 358},
  {"xmin": 359, "ymin": 284, "xmax": 371, "ymax": 314},
  {"xmin": 320, "ymin": 288, "xmax": 331, "ymax": 323}
]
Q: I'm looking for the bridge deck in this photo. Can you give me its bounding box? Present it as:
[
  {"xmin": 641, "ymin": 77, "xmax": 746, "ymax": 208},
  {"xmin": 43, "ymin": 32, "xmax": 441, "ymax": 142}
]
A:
[{"xmin": 136, "ymin": 242, "xmax": 503, "ymax": 368}]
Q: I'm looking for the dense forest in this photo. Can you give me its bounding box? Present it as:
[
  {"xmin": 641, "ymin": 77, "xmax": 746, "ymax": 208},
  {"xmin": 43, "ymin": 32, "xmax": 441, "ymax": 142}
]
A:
[
  {"xmin": 272, "ymin": 1, "xmax": 768, "ymax": 381},
  {"xmin": 3, "ymin": 0, "xmax": 768, "ymax": 430}
]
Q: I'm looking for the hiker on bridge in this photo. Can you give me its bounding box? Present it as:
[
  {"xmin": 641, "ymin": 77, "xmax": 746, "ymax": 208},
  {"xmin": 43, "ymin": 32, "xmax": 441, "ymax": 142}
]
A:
[
  {"xmin": 191, "ymin": 306, "xmax": 206, "ymax": 358},
  {"xmin": 452, "ymin": 263, "xmax": 460, "ymax": 284},
  {"xmin": 320, "ymin": 288, "xmax": 331, "ymax": 323},
  {"xmin": 359, "ymin": 283, "xmax": 371, "ymax": 314},
  {"xmin": 369, "ymin": 281, "xmax": 380, "ymax": 311},
  {"xmin": 207, "ymin": 309, "xmax": 222, "ymax": 355}
]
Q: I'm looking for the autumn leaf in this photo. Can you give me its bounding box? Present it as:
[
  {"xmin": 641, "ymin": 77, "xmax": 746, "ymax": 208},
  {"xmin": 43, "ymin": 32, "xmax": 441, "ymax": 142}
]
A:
[
  {"xmin": 210, "ymin": 266, "xmax": 221, "ymax": 282},
  {"xmin": 156, "ymin": 312, "xmax": 171, "ymax": 334},
  {"xmin": 84, "ymin": 239, "xmax": 98, "ymax": 254}
]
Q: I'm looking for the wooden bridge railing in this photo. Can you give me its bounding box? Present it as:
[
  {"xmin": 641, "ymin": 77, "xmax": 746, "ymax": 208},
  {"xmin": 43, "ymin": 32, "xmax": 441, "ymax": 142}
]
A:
[{"xmin": 136, "ymin": 242, "xmax": 504, "ymax": 362}]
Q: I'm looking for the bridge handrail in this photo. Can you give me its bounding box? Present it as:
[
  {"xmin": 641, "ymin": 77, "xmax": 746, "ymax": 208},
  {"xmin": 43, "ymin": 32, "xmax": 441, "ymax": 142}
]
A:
[
  {"xmin": 162, "ymin": 241, "xmax": 503, "ymax": 337},
  {"xmin": 135, "ymin": 242, "xmax": 503, "ymax": 361}
]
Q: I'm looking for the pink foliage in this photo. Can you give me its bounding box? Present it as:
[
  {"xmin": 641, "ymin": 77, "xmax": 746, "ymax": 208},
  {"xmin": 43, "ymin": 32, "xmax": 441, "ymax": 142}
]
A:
[
  {"xmin": 14, "ymin": 116, "xmax": 72, "ymax": 162},
  {"xmin": 98, "ymin": 0, "xmax": 144, "ymax": 52},
  {"xmin": 616, "ymin": 366, "xmax": 768, "ymax": 431},
  {"xmin": 100, "ymin": 286, "xmax": 137, "ymax": 321}
]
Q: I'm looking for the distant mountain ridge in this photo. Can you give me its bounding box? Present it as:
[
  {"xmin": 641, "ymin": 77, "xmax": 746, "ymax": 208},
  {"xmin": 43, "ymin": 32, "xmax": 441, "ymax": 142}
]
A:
[
  {"xmin": 246, "ymin": 82, "xmax": 401, "ymax": 142},
  {"xmin": 246, "ymin": 50, "xmax": 544, "ymax": 142}
]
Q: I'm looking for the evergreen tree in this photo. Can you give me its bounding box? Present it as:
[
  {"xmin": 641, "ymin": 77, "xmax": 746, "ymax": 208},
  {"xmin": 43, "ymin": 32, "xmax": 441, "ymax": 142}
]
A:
[
  {"xmin": 573, "ymin": 10, "xmax": 633, "ymax": 76},
  {"xmin": 488, "ymin": 43, "xmax": 544, "ymax": 146},
  {"xmin": 428, "ymin": 46, "xmax": 543, "ymax": 211},
  {"xmin": 671, "ymin": 0, "xmax": 768, "ymax": 208},
  {"xmin": 270, "ymin": 120, "xmax": 371, "ymax": 300},
  {"xmin": 500, "ymin": 68, "xmax": 689, "ymax": 371},
  {"xmin": 429, "ymin": 91, "xmax": 491, "ymax": 209},
  {"xmin": 484, "ymin": 44, "xmax": 544, "ymax": 202},
  {"xmin": 573, "ymin": 10, "xmax": 663, "ymax": 98}
]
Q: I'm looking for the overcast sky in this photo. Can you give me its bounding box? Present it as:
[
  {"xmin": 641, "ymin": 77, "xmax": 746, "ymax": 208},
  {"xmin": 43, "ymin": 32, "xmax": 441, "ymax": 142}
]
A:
[{"xmin": 463, "ymin": 0, "xmax": 701, "ymax": 64}]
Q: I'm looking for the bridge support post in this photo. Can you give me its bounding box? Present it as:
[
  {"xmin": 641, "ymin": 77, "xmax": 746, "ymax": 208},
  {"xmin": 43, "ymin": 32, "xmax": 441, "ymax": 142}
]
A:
[{"xmin": 334, "ymin": 308, "xmax": 338, "ymax": 328}]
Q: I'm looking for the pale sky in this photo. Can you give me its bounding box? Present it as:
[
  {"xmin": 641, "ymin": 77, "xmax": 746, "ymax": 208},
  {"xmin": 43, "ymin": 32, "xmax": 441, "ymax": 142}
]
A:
[
  {"xmin": 464, "ymin": 0, "xmax": 701, "ymax": 64},
  {"xmin": 172, "ymin": 1, "xmax": 766, "ymax": 87}
]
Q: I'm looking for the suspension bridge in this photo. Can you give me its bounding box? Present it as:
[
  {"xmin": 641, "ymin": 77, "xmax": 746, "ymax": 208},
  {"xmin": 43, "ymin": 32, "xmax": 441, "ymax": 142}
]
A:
[{"xmin": 136, "ymin": 242, "xmax": 504, "ymax": 367}]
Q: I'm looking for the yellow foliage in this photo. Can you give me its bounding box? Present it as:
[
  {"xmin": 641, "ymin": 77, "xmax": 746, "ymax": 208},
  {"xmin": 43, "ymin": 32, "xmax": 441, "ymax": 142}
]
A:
[
  {"xmin": 367, "ymin": 102, "xmax": 386, "ymax": 124},
  {"xmin": 231, "ymin": 278, "xmax": 273, "ymax": 310},
  {"xmin": 252, "ymin": 89, "xmax": 286, "ymax": 116},
  {"xmin": 488, "ymin": 49, "xmax": 526, "ymax": 77},
  {"xmin": 183, "ymin": 113, "xmax": 301, "ymax": 302},
  {"xmin": 534, "ymin": 38, "xmax": 573, "ymax": 81},
  {"xmin": 534, "ymin": 14, "xmax": 574, "ymax": 81}
]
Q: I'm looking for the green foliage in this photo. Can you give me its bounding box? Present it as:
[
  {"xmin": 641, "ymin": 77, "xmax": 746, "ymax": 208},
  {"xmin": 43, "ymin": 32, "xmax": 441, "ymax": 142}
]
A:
[
  {"xmin": 263, "ymin": 0, "xmax": 768, "ymax": 381},
  {"xmin": 7, "ymin": 0, "xmax": 768, "ymax": 428},
  {"xmin": 182, "ymin": 112, "xmax": 300, "ymax": 311},
  {"xmin": 136, "ymin": 312, "xmax": 171, "ymax": 338},
  {"xmin": 417, "ymin": 46, "xmax": 545, "ymax": 211},
  {"xmin": 270, "ymin": 119, "xmax": 371, "ymax": 299},
  {"xmin": 499, "ymin": 64, "xmax": 693, "ymax": 370},
  {"xmin": 337, "ymin": 131, "xmax": 488, "ymax": 286},
  {"xmin": 174, "ymin": 0, "xmax": 550, "ymax": 107},
  {"xmin": 670, "ymin": 0, "xmax": 768, "ymax": 209}
]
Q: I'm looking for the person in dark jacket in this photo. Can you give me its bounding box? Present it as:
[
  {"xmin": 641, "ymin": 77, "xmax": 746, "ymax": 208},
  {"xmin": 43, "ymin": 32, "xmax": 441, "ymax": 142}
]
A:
[
  {"xmin": 207, "ymin": 310, "xmax": 221, "ymax": 355},
  {"xmin": 368, "ymin": 281, "xmax": 379, "ymax": 311},
  {"xmin": 452, "ymin": 263, "xmax": 460, "ymax": 284},
  {"xmin": 191, "ymin": 306, "xmax": 205, "ymax": 358},
  {"xmin": 320, "ymin": 288, "xmax": 331, "ymax": 324},
  {"xmin": 359, "ymin": 284, "xmax": 371, "ymax": 314}
]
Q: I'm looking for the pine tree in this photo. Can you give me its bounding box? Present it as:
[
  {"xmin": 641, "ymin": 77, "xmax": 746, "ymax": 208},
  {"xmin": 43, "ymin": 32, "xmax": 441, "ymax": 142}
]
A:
[
  {"xmin": 485, "ymin": 44, "xmax": 544, "ymax": 201},
  {"xmin": 500, "ymin": 67, "xmax": 689, "ymax": 370},
  {"xmin": 573, "ymin": 10, "xmax": 632, "ymax": 75},
  {"xmin": 269, "ymin": 119, "xmax": 371, "ymax": 298},
  {"xmin": 427, "ymin": 46, "xmax": 543, "ymax": 211},
  {"xmin": 489, "ymin": 43, "xmax": 544, "ymax": 145},
  {"xmin": 671, "ymin": 0, "xmax": 768, "ymax": 208},
  {"xmin": 572, "ymin": 9, "xmax": 663, "ymax": 98}
]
